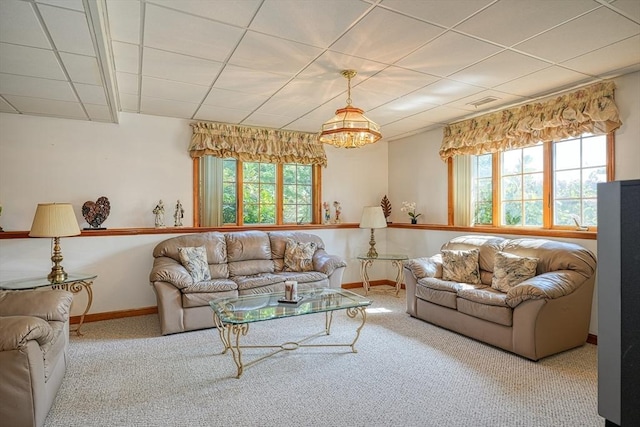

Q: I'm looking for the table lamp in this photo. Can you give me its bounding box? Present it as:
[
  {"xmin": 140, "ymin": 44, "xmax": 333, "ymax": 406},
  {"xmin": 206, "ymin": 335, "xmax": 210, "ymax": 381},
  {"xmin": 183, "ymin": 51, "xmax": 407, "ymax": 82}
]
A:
[
  {"xmin": 29, "ymin": 203, "xmax": 81, "ymax": 283},
  {"xmin": 359, "ymin": 206, "xmax": 387, "ymax": 258}
]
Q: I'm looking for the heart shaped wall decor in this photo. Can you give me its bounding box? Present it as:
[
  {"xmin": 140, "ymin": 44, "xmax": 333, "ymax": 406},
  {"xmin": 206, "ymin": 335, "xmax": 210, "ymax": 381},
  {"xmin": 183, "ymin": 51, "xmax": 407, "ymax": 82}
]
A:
[{"xmin": 82, "ymin": 196, "xmax": 111, "ymax": 229}]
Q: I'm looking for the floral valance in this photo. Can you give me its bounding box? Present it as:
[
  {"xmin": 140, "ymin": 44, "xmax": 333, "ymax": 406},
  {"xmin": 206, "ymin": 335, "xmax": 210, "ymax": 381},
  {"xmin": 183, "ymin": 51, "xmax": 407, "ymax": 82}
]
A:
[
  {"xmin": 440, "ymin": 81, "xmax": 622, "ymax": 161},
  {"xmin": 189, "ymin": 122, "xmax": 327, "ymax": 167}
]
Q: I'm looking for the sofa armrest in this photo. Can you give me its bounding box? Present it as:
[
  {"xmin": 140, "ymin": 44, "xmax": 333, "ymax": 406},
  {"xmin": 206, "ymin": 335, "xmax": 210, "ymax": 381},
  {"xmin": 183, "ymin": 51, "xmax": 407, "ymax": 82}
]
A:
[
  {"xmin": 0, "ymin": 290, "xmax": 72, "ymax": 322},
  {"xmin": 313, "ymin": 250, "xmax": 347, "ymax": 277},
  {"xmin": 403, "ymin": 254, "xmax": 443, "ymax": 279},
  {"xmin": 505, "ymin": 270, "xmax": 587, "ymax": 308},
  {"xmin": 149, "ymin": 256, "xmax": 194, "ymax": 290},
  {"xmin": 0, "ymin": 316, "xmax": 53, "ymax": 351}
]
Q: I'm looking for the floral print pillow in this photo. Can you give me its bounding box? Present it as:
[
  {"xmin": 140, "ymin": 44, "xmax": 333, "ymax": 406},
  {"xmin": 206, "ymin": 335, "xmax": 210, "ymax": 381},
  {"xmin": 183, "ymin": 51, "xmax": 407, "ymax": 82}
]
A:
[
  {"xmin": 441, "ymin": 249, "xmax": 481, "ymax": 284},
  {"xmin": 178, "ymin": 246, "xmax": 211, "ymax": 282},
  {"xmin": 492, "ymin": 251, "xmax": 538, "ymax": 293},
  {"xmin": 284, "ymin": 239, "xmax": 317, "ymax": 272}
]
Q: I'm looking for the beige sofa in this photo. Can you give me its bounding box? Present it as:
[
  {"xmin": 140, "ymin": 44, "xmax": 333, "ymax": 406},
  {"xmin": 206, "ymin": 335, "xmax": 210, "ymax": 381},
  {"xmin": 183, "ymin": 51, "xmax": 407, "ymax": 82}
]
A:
[
  {"xmin": 149, "ymin": 230, "xmax": 347, "ymax": 335},
  {"xmin": 0, "ymin": 289, "xmax": 73, "ymax": 427},
  {"xmin": 403, "ymin": 235, "xmax": 597, "ymax": 360}
]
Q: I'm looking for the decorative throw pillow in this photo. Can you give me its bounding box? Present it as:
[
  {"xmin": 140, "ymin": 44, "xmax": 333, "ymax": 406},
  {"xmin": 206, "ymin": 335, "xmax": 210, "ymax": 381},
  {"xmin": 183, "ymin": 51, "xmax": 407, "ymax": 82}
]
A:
[
  {"xmin": 284, "ymin": 239, "xmax": 317, "ymax": 272},
  {"xmin": 177, "ymin": 246, "xmax": 211, "ymax": 282},
  {"xmin": 441, "ymin": 249, "xmax": 481, "ymax": 284},
  {"xmin": 492, "ymin": 251, "xmax": 538, "ymax": 293}
]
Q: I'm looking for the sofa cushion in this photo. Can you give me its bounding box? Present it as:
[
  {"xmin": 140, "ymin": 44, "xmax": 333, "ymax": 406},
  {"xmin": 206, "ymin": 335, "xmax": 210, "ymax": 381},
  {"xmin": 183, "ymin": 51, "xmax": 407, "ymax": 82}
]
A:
[
  {"xmin": 181, "ymin": 279, "xmax": 237, "ymax": 294},
  {"xmin": 276, "ymin": 271, "xmax": 328, "ymax": 283},
  {"xmin": 182, "ymin": 290, "xmax": 237, "ymax": 308},
  {"xmin": 441, "ymin": 235, "xmax": 507, "ymax": 273},
  {"xmin": 457, "ymin": 298, "xmax": 513, "ymax": 327},
  {"xmin": 233, "ymin": 273, "xmax": 285, "ymax": 292},
  {"xmin": 502, "ymin": 238, "xmax": 596, "ymax": 278},
  {"xmin": 441, "ymin": 249, "xmax": 481, "ymax": 284},
  {"xmin": 178, "ymin": 246, "xmax": 211, "ymax": 282},
  {"xmin": 491, "ymin": 251, "xmax": 538, "ymax": 292},
  {"xmin": 152, "ymin": 232, "xmax": 228, "ymax": 279},
  {"xmin": 416, "ymin": 278, "xmax": 485, "ymax": 309},
  {"xmin": 457, "ymin": 287, "xmax": 509, "ymax": 307},
  {"xmin": 269, "ymin": 231, "xmax": 325, "ymax": 271},
  {"xmin": 284, "ymin": 239, "xmax": 317, "ymax": 272},
  {"xmin": 404, "ymin": 254, "xmax": 442, "ymax": 279}
]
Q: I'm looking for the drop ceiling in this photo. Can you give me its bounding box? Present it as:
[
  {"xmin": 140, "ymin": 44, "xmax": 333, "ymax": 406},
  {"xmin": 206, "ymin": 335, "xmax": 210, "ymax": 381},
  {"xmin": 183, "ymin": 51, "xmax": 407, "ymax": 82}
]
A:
[{"xmin": 0, "ymin": 0, "xmax": 639, "ymax": 141}]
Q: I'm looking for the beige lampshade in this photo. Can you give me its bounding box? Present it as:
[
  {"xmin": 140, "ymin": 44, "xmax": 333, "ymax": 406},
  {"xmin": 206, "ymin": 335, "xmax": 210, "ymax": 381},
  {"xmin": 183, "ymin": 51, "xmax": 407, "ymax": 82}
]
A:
[
  {"xmin": 359, "ymin": 206, "xmax": 387, "ymax": 229},
  {"xmin": 29, "ymin": 203, "xmax": 81, "ymax": 237}
]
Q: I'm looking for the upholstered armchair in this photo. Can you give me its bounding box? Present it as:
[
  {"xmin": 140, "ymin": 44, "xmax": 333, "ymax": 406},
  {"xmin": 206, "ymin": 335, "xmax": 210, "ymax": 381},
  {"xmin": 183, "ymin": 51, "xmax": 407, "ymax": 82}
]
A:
[{"xmin": 0, "ymin": 289, "xmax": 73, "ymax": 427}]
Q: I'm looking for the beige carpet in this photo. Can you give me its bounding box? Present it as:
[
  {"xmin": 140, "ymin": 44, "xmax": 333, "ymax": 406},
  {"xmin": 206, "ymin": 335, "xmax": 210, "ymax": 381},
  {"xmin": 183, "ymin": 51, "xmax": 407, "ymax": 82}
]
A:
[{"xmin": 46, "ymin": 288, "xmax": 601, "ymax": 426}]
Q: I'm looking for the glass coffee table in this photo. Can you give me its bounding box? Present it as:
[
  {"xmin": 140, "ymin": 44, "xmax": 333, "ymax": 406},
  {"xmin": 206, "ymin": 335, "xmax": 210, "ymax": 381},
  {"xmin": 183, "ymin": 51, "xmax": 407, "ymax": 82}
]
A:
[{"xmin": 210, "ymin": 288, "xmax": 371, "ymax": 378}]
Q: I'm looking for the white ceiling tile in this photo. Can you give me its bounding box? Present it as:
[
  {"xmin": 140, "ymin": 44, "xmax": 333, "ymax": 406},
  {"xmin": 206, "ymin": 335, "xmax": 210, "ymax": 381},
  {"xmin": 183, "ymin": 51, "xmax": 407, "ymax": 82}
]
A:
[
  {"xmin": 446, "ymin": 89, "xmax": 527, "ymax": 112},
  {"xmin": 0, "ymin": 43, "xmax": 65, "ymax": 80},
  {"xmin": 193, "ymin": 105, "xmax": 251, "ymax": 123},
  {"xmin": 448, "ymin": 50, "xmax": 550, "ymax": 87},
  {"xmin": 202, "ymin": 87, "xmax": 268, "ymax": 110},
  {"xmin": 396, "ymin": 32, "xmax": 503, "ymax": 77},
  {"xmin": 298, "ymin": 51, "xmax": 387, "ymax": 81},
  {"xmin": 380, "ymin": 118, "xmax": 438, "ymax": 140},
  {"xmin": 412, "ymin": 79, "xmax": 485, "ymax": 105},
  {"xmin": 144, "ymin": 4, "xmax": 244, "ymax": 62},
  {"xmin": 75, "ymin": 83, "xmax": 107, "ymax": 105},
  {"xmin": 256, "ymin": 79, "xmax": 341, "ymax": 116},
  {"xmin": 229, "ymin": 32, "xmax": 323, "ymax": 75},
  {"xmin": 0, "ymin": 96, "xmax": 18, "ymax": 113},
  {"xmin": 610, "ymin": 0, "xmax": 640, "ymax": 22},
  {"xmin": 410, "ymin": 105, "xmax": 472, "ymax": 124},
  {"xmin": 38, "ymin": 4, "xmax": 95, "ymax": 56},
  {"xmin": 381, "ymin": 0, "xmax": 494, "ymax": 28},
  {"xmin": 111, "ymin": 42, "xmax": 139, "ymax": 74},
  {"xmin": 370, "ymin": 94, "xmax": 439, "ymax": 124},
  {"xmin": 514, "ymin": 7, "xmax": 640, "ymax": 63},
  {"xmin": 148, "ymin": 0, "xmax": 261, "ymax": 27},
  {"xmin": 455, "ymin": 0, "xmax": 599, "ymax": 46},
  {"xmin": 242, "ymin": 112, "xmax": 298, "ymax": 129},
  {"xmin": 116, "ymin": 72, "xmax": 139, "ymax": 95},
  {"xmin": 493, "ymin": 66, "xmax": 592, "ymax": 97},
  {"xmin": 84, "ymin": 103, "xmax": 113, "ymax": 121},
  {"xmin": 214, "ymin": 65, "xmax": 290, "ymax": 95},
  {"xmin": 119, "ymin": 92, "xmax": 139, "ymax": 112},
  {"xmin": 106, "ymin": 0, "xmax": 141, "ymax": 44},
  {"xmin": 0, "ymin": 0, "xmax": 51, "ymax": 49},
  {"xmin": 141, "ymin": 76, "xmax": 208, "ymax": 103},
  {"xmin": 562, "ymin": 35, "xmax": 640, "ymax": 76},
  {"xmin": 140, "ymin": 96, "xmax": 198, "ymax": 119},
  {"xmin": 250, "ymin": 0, "xmax": 370, "ymax": 47},
  {"xmin": 59, "ymin": 52, "xmax": 102, "ymax": 85},
  {"xmin": 142, "ymin": 48, "xmax": 223, "ymax": 86},
  {"xmin": 0, "ymin": 73, "xmax": 77, "ymax": 101},
  {"xmin": 354, "ymin": 67, "xmax": 440, "ymax": 109},
  {"xmin": 330, "ymin": 8, "xmax": 444, "ymax": 64},
  {"xmin": 36, "ymin": 0, "xmax": 85, "ymax": 12},
  {"xmin": 3, "ymin": 94, "xmax": 86, "ymax": 119}
]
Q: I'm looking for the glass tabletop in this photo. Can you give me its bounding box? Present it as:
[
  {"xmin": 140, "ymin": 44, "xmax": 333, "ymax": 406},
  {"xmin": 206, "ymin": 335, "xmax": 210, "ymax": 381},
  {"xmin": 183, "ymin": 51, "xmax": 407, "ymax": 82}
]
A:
[
  {"xmin": 210, "ymin": 288, "xmax": 371, "ymax": 325},
  {"xmin": 357, "ymin": 254, "xmax": 408, "ymax": 261},
  {"xmin": 0, "ymin": 273, "xmax": 97, "ymax": 290}
]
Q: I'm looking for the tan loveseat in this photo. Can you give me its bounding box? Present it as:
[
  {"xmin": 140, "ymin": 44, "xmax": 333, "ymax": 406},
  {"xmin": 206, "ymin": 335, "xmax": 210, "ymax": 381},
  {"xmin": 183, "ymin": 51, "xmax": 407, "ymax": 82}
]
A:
[
  {"xmin": 0, "ymin": 289, "xmax": 73, "ymax": 427},
  {"xmin": 150, "ymin": 230, "xmax": 347, "ymax": 335},
  {"xmin": 403, "ymin": 235, "xmax": 597, "ymax": 360}
]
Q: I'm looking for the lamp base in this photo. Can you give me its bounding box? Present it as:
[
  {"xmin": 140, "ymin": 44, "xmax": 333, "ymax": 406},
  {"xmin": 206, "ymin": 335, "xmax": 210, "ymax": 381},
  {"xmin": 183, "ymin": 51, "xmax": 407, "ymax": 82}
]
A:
[
  {"xmin": 48, "ymin": 268, "xmax": 68, "ymax": 284},
  {"xmin": 48, "ymin": 236, "xmax": 68, "ymax": 284},
  {"xmin": 367, "ymin": 229, "xmax": 379, "ymax": 258}
]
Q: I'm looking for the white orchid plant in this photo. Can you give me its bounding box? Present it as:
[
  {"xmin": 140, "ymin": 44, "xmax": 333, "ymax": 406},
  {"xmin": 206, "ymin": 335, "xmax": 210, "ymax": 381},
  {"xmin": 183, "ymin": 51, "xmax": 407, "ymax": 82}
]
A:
[{"xmin": 400, "ymin": 201, "xmax": 421, "ymax": 220}]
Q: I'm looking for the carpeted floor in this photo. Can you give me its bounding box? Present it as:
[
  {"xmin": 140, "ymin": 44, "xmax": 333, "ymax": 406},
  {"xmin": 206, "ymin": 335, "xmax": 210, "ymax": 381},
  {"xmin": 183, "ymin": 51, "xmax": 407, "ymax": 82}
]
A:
[{"xmin": 45, "ymin": 287, "xmax": 602, "ymax": 426}]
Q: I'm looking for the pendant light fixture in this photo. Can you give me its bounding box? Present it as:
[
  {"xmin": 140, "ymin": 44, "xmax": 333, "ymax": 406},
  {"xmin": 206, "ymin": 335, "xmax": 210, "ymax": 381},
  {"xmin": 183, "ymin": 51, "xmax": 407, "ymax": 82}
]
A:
[{"xmin": 319, "ymin": 69, "xmax": 382, "ymax": 149}]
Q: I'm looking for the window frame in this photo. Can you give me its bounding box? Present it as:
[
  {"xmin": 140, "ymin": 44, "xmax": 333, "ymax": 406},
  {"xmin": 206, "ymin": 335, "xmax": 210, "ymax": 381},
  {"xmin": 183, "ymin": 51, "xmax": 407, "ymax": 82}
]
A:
[
  {"xmin": 450, "ymin": 133, "xmax": 615, "ymax": 231},
  {"xmin": 193, "ymin": 158, "xmax": 322, "ymax": 227}
]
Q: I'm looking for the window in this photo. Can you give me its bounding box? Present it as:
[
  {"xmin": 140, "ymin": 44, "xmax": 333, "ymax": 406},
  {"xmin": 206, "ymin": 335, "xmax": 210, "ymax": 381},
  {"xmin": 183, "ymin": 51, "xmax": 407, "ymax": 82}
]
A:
[
  {"xmin": 198, "ymin": 158, "xmax": 319, "ymax": 226},
  {"xmin": 469, "ymin": 133, "xmax": 612, "ymax": 229}
]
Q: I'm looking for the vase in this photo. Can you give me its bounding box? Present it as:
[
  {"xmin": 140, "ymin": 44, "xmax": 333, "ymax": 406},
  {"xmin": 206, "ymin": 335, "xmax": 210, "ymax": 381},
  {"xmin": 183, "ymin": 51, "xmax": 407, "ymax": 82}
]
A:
[{"xmin": 411, "ymin": 218, "xmax": 417, "ymax": 224}]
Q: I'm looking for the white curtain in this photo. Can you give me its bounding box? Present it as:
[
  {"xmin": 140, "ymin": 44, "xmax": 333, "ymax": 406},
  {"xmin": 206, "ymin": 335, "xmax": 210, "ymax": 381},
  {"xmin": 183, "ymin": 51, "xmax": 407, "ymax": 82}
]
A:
[
  {"xmin": 200, "ymin": 156, "xmax": 223, "ymax": 227},
  {"xmin": 453, "ymin": 155, "xmax": 472, "ymax": 226}
]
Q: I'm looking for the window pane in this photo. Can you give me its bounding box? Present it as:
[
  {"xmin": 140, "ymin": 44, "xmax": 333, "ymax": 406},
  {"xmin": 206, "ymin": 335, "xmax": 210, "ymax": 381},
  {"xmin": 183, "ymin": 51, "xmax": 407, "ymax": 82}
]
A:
[
  {"xmin": 223, "ymin": 159, "xmax": 236, "ymax": 180},
  {"xmin": 502, "ymin": 150, "xmax": 522, "ymax": 175},
  {"xmin": 554, "ymin": 170, "xmax": 580, "ymax": 199},
  {"xmin": 283, "ymin": 184, "xmax": 296, "ymax": 204},
  {"xmin": 583, "ymin": 199, "xmax": 597, "ymax": 226},
  {"xmin": 297, "ymin": 165, "xmax": 312, "ymax": 184},
  {"xmin": 222, "ymin": 183, "xmax": 236, "ymax": 204},
  {"xmin": 554, "ymin": 199, "xmax": 580, "ymax": 225},
  {"xmin": 477, "ymin": 178, "xmax": 492, "ymax": 202},
  {"xmin": 222, "ymin": 204, "xmax": 236, "ymax": 224},
  {"xmin": 244, "ymin": 204, "xmax": 259, "ymax": 224},
  {"xmin": 524, "ymin": 201, "xmax": 543, "ymax": 226},
  {"xmin": 297, "ymin": 185, "xmax": 311, "ymax": 204},
  {"xmin": 243, "ymin": 162, "xmax": 259, "ymax": 182},
  {"xmin": 502, "ymin": 202, "xmax": 522, "ymax": 226},
  {"xmin": 243, "ymin": 183, "xmax": 259, "ymax": 203},
  {"xmin": 582, "ymin": 167, "xmax": 606, "ymax": 197},
  {"xmin": 260, "ymin": 184, "xmax": 276, "ymax": 203},
  {"xmin": 582, "ymin": 135, "xmax": 606, "ymax": 168},
  {"xmin": 283, "ymin": 164, "xmax": 296, "ymax": 184},
  {"xmin": 259, "ymin": 205, "xmax": 276, "ymax": 223},
  {"xmin": 283, "ymin": 205, "xmax": 296, "ymax": 223},
  {"xmin": 522, "ymin": 145, "xmax": 543, "ymax": 173},
  {"xmin": 502, "ymin": 175, "xmax": 521, "ymax": 201},
  {"xmin": 554, "ymin": 139, "xmax": 580, "ymax": 170},
  {"xmin": 474, "ymin": 202, "xmax": 492, "ymax": 225},
  {"xmin": 260, "ymin": 163, "xmax": 276, "ymax": 182},
  {"xmin": 523, "ymin": 173, "xmax": 543, "ymax": 199},
  {"xmin": 297, "ymin": 205, "xmax": 311, "ymax": 224},
  {"xmin": 477, "ymin": 154, "xmax": 492, "ymax": 177}
]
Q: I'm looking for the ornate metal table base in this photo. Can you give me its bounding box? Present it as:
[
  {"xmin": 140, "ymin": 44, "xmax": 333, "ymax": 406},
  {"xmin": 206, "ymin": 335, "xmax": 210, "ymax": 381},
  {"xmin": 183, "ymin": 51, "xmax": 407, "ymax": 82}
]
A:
[
  {"xmin": 358, "ymin": 254, "xmax": 407, "ymax": 297},
  {"xmin": 52, "ymin": 279, "xmax": 94, "ymax": 336},
  {"xmin": 213, "ymin": 307, "xmax": 367, "ymax": 379}
]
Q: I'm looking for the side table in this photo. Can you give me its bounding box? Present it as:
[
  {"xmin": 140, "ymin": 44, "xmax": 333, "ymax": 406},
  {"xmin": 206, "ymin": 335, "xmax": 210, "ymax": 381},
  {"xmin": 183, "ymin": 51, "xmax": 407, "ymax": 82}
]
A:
[
  {"xmin": 0, "ymin": 273, "xmax": 97, "ymax": 336},
  {"xmin": 357, "ymin": 254, "xmax": 408, "ymax": 297}
]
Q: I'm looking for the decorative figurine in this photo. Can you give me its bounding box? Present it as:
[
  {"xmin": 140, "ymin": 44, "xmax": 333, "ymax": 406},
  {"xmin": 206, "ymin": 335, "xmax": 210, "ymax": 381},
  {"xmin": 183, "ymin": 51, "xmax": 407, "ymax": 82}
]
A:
[
  {"xmin": 333, "ymin": 201, "xmax": 342, "ymax": 223},
  {"xmin": 323, "ymin": 202, "xmax": 331, "ymax": 224},
  {"xmin": 174, "ymin": 200, "xmax": 184, "ymax": 227},
  {"xmin": 82, "ymin": 196, "xmax": 111, "ymax": 230},
  {"xmin": 153, "ymin": 200, "xmax": 165, "ymax": 228}
]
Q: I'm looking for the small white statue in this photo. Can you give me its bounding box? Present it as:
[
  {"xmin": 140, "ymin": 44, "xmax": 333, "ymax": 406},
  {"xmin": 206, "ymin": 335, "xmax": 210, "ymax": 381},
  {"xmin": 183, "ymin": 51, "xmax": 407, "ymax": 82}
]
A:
[
  {"xmin": 153, "ymin": 200, "xmax": 165, "ymax": 228},
  {"xmin": 174, "ymin": 200, "xmax": 184, "ymax": 227}
]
